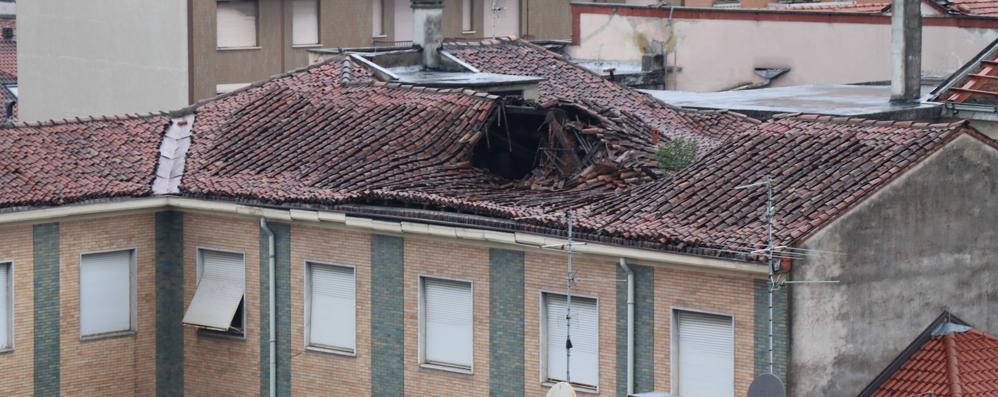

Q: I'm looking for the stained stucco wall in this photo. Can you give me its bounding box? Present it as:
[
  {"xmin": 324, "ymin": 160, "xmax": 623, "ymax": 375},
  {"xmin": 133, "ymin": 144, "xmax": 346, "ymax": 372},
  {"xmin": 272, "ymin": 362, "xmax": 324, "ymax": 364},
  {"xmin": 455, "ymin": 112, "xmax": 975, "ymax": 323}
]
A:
[
  {"xmin": 569, "ymin": 11, "xmax": 997, "ymax": 91},
  {"xmin": 17, "ymin": 0, "xmax": 189, "ymax": 122},
  {"xmin": 790, "ymin": 134, "xmax": 998, "ymax": 396}
]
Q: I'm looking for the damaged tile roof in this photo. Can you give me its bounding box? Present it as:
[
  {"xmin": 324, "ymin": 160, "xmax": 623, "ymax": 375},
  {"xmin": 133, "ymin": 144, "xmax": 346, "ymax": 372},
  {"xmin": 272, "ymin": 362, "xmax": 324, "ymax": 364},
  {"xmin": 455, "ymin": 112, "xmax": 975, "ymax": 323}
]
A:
[
  {"xmin": 931, "ymin": 0, "xmax": 998, "ymax": 15},
  {"xmin": 0, "ymin": 40, "xmax": 992, "ymax": 258},
  {"xmin": 0, "ymin": 115, "xmax": 167, "ymax": 210},
  {"xmin": 0, "ymin": 18, "xmax": 14, "ymax": 84},
  {"xmin": 862, "ymin": 313, "xmax": 998, "ymax": 397},
  {"xmin": 444, "ymin": 39, "xmax": 760, "ymax": 155},
  {"xmin": 578, "ymin": 115, "xmax": 983, "ymax": 253}
]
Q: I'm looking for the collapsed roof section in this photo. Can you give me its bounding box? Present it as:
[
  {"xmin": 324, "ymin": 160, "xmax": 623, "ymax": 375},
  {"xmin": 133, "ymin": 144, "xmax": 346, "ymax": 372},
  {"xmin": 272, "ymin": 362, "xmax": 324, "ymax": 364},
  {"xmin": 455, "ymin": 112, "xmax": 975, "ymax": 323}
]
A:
[{"xmin": 931, "ymin": 37, "xmax": 998, "ymax": 105}]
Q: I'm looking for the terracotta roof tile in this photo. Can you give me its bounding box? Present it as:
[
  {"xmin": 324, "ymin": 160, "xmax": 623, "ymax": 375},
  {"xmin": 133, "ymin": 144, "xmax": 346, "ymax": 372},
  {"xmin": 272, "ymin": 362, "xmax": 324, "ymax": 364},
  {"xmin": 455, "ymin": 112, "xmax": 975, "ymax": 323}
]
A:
[
  {"xmin": 780, "ymin": 1, "xmax": 891, "ymax": 12},
  {"xmin": 872, "ymin": 328, "xmax": 998, "ymax": 396},
  {"xmin": 0, "ymin": 115, "xmax": 168, "ymax": 209}
]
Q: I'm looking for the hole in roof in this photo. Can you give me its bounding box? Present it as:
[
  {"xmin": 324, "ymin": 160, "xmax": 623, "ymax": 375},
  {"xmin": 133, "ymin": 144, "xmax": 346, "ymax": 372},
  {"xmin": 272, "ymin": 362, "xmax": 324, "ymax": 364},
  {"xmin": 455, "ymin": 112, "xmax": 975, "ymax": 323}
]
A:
[{"xmin": 472, "ymin": 104, "xmax": 606, "ymax": 184}]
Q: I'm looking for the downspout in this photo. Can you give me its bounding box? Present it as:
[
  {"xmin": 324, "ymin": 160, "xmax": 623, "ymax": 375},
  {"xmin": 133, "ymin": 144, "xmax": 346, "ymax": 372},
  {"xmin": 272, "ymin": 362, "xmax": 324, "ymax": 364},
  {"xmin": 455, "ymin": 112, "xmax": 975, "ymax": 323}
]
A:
[
  {"xmin": 619, "ymin": 258, "xmax": 635, "ymax": 396},
  {"xmin": 260, "ymin": 218, "xmax": 276, "ymax": 397}
]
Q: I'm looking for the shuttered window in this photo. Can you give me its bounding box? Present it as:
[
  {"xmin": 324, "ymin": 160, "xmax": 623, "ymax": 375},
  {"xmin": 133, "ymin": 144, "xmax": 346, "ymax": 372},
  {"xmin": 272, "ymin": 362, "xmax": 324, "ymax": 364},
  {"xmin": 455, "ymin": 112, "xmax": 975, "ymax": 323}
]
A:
[
  {"xmin": 292, "ymin": 0, "xmax": 319, "ymax": 45},
  {"xmin": 372, "ymin": 0, "xmax": 385, "ymax": 36},
  {"xmin": 544, "ymin": 293, "xmax": 599, "ymax": 387},
  {"xmin": 0, "ymin": 263, "xmax": 10, "ymax": 349},
  {"xmin": 80, "ymin": 250, "xmax": 134, "ymax": 337},
  {"xmin": 183, "ymin": 249, "xmax": 245, "ymax": 334},
  {"xmin": 675, "ymin": 310, "xmax": 734, "ymax": 397},
  {"xmin": 307, "ymin": 263, "xmax": 355, "ymax": 353},
  {"xmin": 420, "ymin": 277, "xmax": 473, "ymax": 370},
  {"xmin": 217, "ymin": 0, "xmax": 259, "ymax": 48}
]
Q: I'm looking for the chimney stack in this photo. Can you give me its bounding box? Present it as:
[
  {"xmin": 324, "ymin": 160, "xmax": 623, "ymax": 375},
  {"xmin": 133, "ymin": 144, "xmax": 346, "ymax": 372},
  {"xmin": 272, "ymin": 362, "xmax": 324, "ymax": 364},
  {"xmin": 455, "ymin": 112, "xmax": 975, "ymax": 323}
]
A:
[
  {"xmin": 890, "ymin": 0, "xmax": 922, "ymax": 103},
  {"xmin": 411, "ymin": 0, "xmax": 444, "ymax": 69}
]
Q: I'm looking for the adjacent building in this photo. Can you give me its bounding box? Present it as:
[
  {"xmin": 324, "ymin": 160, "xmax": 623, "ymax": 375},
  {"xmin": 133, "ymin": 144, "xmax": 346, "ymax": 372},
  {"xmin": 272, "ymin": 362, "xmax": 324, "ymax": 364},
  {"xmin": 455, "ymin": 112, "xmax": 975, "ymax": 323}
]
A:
[{"xmin": 16, "ymin": 0, "xmax": 582, "ymax": 122}]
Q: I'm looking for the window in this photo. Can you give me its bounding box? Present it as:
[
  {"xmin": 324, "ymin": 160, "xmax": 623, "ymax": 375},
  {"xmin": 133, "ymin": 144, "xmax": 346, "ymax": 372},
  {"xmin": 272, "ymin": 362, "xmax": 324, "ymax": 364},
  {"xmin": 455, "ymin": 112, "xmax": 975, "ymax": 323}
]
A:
[
  {"xmin": 372, "ymin": 0, "xmax": 386, "ymax": 37},
  {"xmin": 217, "ymin": 0, "xmax": 259, "ymax": 48},
  {"xmin": 183, "ymin": 249, "xmax": 246, "ymax": 336},
  {"xmin": 462, "ymin": 0, "xmax": 474, "ymax": 32},
  {"xmin": 306, "ymin": 262, "xmax": 356, "ymax": 354},
  {"xmin": 5, "ymin": 84, "xmax": 15, "ymax": 98},
  {"xmin": 419, "ymin": 276, "xmax": 473, "ymax": 371},
  {"xmin": 543, "ymin": 293, "xmax": 598, "ymax": 388},
  {"xmin": 673, "ymin": 310, "xmax": 734, "ymax": 397},
  {"xmin": 292, "ymin": 0, "xmax": 319, "ymax": 46},
  {"xmin": 80, "ymin": 250, "xmax": 135, "ymax": 338},
  {"xmin": 0, "ymin": 263, "xmax": 10, "ymax": 350}
]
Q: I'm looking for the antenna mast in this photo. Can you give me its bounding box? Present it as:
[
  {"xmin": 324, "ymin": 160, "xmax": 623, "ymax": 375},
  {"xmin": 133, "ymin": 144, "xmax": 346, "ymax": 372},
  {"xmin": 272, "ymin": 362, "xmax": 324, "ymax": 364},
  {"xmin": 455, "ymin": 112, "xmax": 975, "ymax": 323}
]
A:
[
  {"xmin": 736, "ymin": 177, "xmax": 776, "ymax": 375},
  {"xmin": 565, "ymin": 209, "xmax": 575, "ymax": 384}
]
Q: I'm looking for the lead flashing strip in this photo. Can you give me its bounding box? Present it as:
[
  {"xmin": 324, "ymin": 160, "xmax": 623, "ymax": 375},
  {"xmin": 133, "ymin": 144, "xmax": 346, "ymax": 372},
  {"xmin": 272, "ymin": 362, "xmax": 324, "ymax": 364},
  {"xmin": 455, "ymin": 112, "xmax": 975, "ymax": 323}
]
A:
[{"xmin": 152, "ymin": 114, "xmax": 195, "ymax": 195}]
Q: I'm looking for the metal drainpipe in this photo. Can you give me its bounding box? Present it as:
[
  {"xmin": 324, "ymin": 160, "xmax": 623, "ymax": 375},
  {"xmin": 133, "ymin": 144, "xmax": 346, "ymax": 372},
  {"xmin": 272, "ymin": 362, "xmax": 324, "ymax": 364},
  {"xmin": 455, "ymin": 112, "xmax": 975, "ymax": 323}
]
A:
[
  {"xmin": 619, "ymin": 258, "xmax": 635, "ymax": 396},
  {"xmin": 260, "ymin": 218, "xmax": 276, "ymax": 397}
]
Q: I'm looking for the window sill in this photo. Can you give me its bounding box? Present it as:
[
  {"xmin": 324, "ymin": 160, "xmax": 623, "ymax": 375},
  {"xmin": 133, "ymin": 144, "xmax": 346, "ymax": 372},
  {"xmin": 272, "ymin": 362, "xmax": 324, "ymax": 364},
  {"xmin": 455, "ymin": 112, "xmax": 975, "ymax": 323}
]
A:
[
  {"xmin": 306, "ymin": 345, "xmax": 356, "ymax": 357},
  {"xmin": 542, "ymin": 381, "xmax": 599, "ymax": 395},
  {"xmin": 217, "ymin": 46, "xmax": 262, "ymax": 52},
  {"xmin": 371, "ymin": 35, "xmax": 388, "ymax": 39},
  {"xmin": 81, "ymin": 330, "xmax": 136, "ymax": 342},
  {"xmin": 420, "ymin": 362, "xmax": 473, "ymax": 375},
  {"xmin": 462, "ymin": 31, "xmax": 477, "ymax": 35},
  {"xmin": 196, "ymin": 328, "xmax": 246, "ymax": 340},
  {"xmin": 0, "ymin": 347, "xmax": 12, "ymax": 354},
  {"xmin": 292, "ymin": 43, "xmax": 322, "ymax": 48}
]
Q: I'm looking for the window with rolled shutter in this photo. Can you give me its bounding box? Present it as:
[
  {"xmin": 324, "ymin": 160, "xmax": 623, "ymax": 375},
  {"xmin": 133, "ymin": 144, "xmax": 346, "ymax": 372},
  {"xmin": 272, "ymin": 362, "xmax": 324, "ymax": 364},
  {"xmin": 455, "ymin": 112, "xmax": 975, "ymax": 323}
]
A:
[
  {"xmin": 307, "ymin": 262, "xmax": 355, "ymax": 353},
  {"xmin": 183, "ymin": 249, "xmax": 245, "ymax": 334},
  {"xmin": 80, "ymin": 250, "xmax": 134, "ymax": 337},
  {"xmin": 292, "ymin": 0, "xmax": 319, "ymax": 45},
  {"xmin": 372, "ymin": 0, "xmax": 385, "ymax": 36},
  {"xmin": 0, "ymin": 263, "xmax": 10, "ymax": 349},
  {"xmin": 675, "ymin": 310, "xmax": 734, "ymax": 397},
  {"xmin": 217, "ymin": 0, "xmax": 259, "ymax": 48},
  {"xmin": 544, "ymin": 293, "xmax": 599, "ymax": 387},
  {"xmin": 420, "ymin": 276, "xmax": 473, "ymax": 370}
]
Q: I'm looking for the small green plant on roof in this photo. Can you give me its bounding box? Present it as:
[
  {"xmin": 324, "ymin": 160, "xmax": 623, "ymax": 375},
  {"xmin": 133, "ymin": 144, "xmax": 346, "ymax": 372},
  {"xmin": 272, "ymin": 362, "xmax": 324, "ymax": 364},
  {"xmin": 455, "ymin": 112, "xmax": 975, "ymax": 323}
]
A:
[{"xmin": 656, "ymin": 136, "xmax": 699, "ymax": 172}]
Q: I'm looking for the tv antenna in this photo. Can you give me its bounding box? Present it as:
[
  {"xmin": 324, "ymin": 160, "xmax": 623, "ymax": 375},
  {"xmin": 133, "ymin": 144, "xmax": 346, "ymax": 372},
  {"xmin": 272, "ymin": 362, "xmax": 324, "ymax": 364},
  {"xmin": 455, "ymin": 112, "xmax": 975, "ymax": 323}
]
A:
[{"xmin": 735, "ymin": 177, "xmax": 839, "ymax": 379}]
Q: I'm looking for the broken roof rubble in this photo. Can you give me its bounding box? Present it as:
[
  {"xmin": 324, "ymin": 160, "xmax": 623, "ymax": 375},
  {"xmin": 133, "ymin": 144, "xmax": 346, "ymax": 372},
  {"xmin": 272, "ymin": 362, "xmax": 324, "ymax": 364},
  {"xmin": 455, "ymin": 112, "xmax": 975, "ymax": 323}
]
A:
[{"xmin": 0, "ymin": 38, "xmax": 992, "ymax": 259}]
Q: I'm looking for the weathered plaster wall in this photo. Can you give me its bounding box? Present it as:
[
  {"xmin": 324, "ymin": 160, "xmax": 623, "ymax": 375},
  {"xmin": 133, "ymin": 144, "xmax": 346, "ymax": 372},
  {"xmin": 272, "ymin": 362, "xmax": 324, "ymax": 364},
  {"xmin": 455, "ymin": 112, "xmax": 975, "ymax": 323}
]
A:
[
  {"xmin": 791, "ymin": 134, "xmax": 998, "ymax": 396},
  {"xmin": 570, "ymin": 12, "xmax": 997, "ymax": 91}
]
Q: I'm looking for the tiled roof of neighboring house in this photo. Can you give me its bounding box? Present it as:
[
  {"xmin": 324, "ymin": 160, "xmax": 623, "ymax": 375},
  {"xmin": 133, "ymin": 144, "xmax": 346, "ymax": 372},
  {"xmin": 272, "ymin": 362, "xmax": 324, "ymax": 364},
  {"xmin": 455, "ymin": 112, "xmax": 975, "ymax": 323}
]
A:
[
  {"xmin": 779, "ymin": 1, "xmax": 890, "ymax": 12},
  {"xmin": 861, "ymin": 312, "xmax": 998, "ymax": 397},
  {"xmin": 931, "ymin": 0, "xmax": 998, "ymax": 15},
  {"xmin": 0, "ymin": 115, "xmax": 167, "ymax": 210},
  {"xmin": 932, "ymin": 38, "xmax": 998, "ymax": 105},
  {"xmin": 579, "ymin": 115, "xmax": 985, "ymax": 252},
  {"xmin": 444, "ymin": 39, "xmax": 761, "ymax": 155},
  {"xmin": 0, "ymin": 18, "xmax": 15, "ymax": 83}
]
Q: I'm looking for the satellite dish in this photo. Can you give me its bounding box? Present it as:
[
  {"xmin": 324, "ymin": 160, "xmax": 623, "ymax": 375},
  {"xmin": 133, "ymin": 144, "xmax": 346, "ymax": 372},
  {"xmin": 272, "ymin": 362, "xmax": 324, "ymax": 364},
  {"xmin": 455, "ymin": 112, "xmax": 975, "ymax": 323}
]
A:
[
  {"xmin": 748, "ymin": 373, "xmax": 786, "ymax": 397},
  {"xmin": 545, "ymin": 382, "xmax": 577, "ymax": 397}
]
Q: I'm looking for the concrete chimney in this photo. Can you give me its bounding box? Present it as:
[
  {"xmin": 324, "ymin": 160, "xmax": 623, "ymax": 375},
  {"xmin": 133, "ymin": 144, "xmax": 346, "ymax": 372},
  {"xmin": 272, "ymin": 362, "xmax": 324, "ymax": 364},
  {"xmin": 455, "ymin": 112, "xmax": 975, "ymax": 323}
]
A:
[
  {"xmin": 890, "ymin": 0, "xmax": 922, "ymax": 103},
  {"xmin": 411, "ymin": 0, "xmax": 444, "ymax": 69}
]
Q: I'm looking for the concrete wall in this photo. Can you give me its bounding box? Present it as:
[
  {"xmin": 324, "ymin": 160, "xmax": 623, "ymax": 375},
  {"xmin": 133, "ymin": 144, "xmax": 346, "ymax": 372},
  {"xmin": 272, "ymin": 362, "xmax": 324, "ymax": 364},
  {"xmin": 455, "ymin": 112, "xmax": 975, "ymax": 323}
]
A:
[
  {"xmin": 17, "ymin": 0, "xmax": 189, "ymax": 122},
  {"xmin": 791, "ymin": 134, "xmax": 998, "ymax": 396},
  {"xmin": 569, "ymin": 7, "xmax": 998, "ymax": 91}
]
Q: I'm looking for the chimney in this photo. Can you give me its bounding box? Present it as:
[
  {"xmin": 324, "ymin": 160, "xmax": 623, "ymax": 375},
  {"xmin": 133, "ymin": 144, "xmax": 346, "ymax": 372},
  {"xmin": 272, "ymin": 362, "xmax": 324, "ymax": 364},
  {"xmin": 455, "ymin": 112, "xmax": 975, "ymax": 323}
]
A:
[
  {"xmin": 411, "ymin": 0, "xmax": 444, "ymax": 69},
  {"xmin": 890, "ymin": 0, "xmax": 922, "ymax": 103}
]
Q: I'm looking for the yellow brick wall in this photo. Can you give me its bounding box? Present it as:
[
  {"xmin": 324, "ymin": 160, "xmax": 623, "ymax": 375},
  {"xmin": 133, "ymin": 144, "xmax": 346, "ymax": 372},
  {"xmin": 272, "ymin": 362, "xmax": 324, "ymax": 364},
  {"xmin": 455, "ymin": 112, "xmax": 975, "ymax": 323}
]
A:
[
  {"xmin": 58, "ymin": 214, "xmax": 156, "ymax": 396},
  {"xmin": 0, "ymin": 224, "xmax": 34, "ymax": 395},
  {"xmin": 524, "ymin": 251, "xmax": 618, "ymax": 397},
  {"xmin": 183, "ymin": 213, "xmax": 261, "ymax": 396},
  {"xmin": 652, "ymin": 266, "xmax": 758, "ymax": 396},
  {"xmin": 403, "ymin": 238, "xmax": 492, "ymax": 396},
  {"xmin": 290, "ymin": 225, "xmax": 373, "ymax": 395}
]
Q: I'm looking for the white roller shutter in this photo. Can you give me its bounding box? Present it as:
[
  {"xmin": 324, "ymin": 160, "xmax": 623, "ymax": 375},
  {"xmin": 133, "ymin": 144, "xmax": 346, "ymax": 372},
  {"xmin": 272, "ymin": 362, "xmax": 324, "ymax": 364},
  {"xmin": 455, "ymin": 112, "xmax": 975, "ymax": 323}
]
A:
[
  {"xmin": 545, "ymin": 293, "xmax": 598, "ymax": 387},
  {"xmin": 292, "ymin": 0, "xmax": 319, "ymax": 45},
  {"xmin": 80, "ymin": 250, "xmax": 133, "ymax": 336},
  {"xmin": 183, "ymin": 249, "xmax": 245, "ymax": 331},
  {"xmin": 422, "ymin": 277, "xmax": 473, "ymax": 369},
  {"xmin": 0, "ymin": 263, "xmax": 9, "ymax": 348},
  {"xmin": 676, "ymin": 310, "xmax": 734, "ymax": 397},
  {"xmin": 217, "ymin": 0, "xmax": 258, "ymax": 48},
  {"xmin": 308, "ymin": 263, "xmax": 355, "ymax": 352}
]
